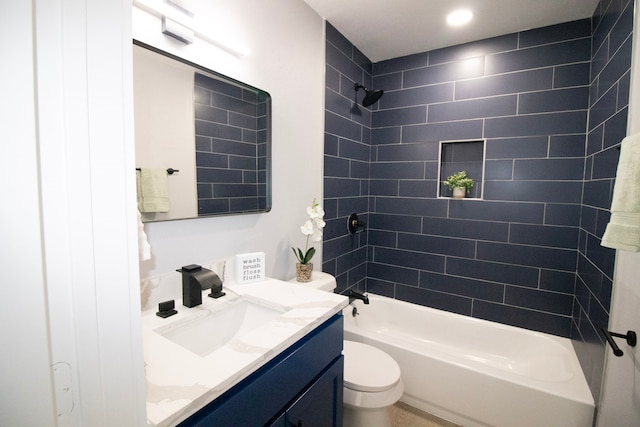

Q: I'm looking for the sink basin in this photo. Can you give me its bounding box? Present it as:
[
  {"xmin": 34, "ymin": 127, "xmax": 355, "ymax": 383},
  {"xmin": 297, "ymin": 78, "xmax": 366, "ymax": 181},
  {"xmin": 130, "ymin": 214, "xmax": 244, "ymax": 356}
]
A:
[{"xmin": 154, "ymin": 296, "xmax": 289, "ymax": 357}]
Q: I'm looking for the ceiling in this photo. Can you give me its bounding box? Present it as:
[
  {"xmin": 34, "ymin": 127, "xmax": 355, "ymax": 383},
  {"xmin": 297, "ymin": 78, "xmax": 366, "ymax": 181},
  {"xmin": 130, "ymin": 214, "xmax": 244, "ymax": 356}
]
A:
[{"xmin": 303, "ymin": 0, "xmax": 600, "ymax": 62}]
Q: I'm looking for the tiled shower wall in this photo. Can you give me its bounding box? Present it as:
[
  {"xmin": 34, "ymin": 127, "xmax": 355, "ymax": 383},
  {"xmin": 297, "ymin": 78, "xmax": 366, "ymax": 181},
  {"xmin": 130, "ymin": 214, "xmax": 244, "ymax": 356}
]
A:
[
  {"xmin": 195, "ymin": 73, "xmax": 269, "ymax": 215},
  {"xmin": 575, "ymin": 0, "xmax": 634, "ymax": 402},
  {"xmin": 323, "ymin": 0, "xmax": 634, "ymax": 403}
]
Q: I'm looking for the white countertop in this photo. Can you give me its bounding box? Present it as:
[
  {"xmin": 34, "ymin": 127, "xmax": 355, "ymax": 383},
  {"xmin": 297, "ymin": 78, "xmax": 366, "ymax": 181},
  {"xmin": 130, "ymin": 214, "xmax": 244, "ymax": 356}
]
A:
[{"xmin": 142, "ymin": 278, "xmax": 348, "ymax": 427}]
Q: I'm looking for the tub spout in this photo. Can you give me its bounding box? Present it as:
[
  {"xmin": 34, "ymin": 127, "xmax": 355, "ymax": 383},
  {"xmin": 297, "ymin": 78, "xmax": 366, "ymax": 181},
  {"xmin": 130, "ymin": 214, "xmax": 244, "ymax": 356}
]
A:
[{"xmin": 347, "ymin": 290, "xmax": 369, "ymax": 304}]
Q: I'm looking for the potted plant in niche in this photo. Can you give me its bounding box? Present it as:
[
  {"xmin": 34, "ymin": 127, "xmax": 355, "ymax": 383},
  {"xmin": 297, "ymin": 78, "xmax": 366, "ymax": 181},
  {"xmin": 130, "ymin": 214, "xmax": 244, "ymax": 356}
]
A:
[
  {"xmin": 443, "ymin": 170, "xmax": 475, "ymax": 199},
  {"xmin": 292, "ymin": 199, "xmax": 326, "ymax": 282}
]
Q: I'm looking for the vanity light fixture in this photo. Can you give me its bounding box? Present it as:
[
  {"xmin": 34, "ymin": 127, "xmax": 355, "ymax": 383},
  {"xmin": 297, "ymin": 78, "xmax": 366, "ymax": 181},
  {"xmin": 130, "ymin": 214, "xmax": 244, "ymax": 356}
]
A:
[
  {"xmin": 446, "ymin": 8, "xmax": 473, "ymax": 27},
  {"xmin": 133, "ymin": 0, "xmax": 250, "ymax": 56}
]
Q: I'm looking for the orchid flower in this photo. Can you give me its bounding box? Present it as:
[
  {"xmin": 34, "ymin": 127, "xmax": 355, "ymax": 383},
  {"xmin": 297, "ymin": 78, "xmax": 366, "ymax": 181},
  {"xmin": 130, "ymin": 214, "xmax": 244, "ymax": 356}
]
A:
[{"xmin": 292, "ymin": 198, "xmax": 325, "ymax": 264}]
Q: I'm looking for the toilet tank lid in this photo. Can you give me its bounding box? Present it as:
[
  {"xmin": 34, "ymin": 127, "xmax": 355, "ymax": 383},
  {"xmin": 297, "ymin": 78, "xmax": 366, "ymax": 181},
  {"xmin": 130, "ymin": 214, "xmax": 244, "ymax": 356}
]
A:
[
  {"xmin": 343, "ymin": 340, "xmax": 401, "ymax": 392},
  {"xmin": 288, "ymin": 271, "xmax": 336, "ymax": 292}
]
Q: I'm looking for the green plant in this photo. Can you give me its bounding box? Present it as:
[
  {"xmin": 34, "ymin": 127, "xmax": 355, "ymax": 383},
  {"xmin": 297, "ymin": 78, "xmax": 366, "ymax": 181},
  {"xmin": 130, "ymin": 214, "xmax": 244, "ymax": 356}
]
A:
[
  {"xmin": 292, "ymin": 199, "xmax": 326, "ymax": 265},
  {"xmin": 443, "ymin": 171, "xmax": 475, "ymax": 193}
]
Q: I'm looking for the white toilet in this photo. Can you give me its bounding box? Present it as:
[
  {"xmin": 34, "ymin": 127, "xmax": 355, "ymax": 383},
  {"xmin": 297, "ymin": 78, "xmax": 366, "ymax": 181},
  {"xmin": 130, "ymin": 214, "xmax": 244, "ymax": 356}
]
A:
[{"xmin": 289, "ymin": 272, "xmax": 404, "ymax": 427}]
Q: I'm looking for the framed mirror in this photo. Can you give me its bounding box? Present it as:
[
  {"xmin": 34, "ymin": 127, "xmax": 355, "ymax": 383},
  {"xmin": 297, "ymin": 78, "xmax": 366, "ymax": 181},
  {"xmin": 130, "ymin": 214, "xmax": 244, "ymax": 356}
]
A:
[{"xmin": 133, "ymin": 40, "xmax": 271, "ymax": 222}]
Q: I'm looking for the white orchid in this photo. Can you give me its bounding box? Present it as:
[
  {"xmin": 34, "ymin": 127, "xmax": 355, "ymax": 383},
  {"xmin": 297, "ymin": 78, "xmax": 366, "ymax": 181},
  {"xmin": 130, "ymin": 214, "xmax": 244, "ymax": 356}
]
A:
[{"xmin": 292, "ymin": 199, "xmax": 326, "ymax": 264}]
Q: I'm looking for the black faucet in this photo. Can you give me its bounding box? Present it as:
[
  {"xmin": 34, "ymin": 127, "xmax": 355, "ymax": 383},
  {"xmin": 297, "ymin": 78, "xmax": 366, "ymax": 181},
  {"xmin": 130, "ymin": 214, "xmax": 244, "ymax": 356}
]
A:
[
  {"xmin": 177, "ymin": 264, "xmax": 223, "ymax": 308},
  {"xmin": 347, "ymin": 289, "xmax": 369, "ymax": 304}
]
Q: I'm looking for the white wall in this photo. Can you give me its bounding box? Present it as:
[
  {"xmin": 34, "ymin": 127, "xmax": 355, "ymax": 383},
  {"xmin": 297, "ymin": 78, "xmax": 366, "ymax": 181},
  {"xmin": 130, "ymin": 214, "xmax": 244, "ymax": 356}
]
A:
[
  {"xmin": 133, "ymin": 1, "xmax": 326, "ymax": 291},
  {"xmin": 134, "ymin": 44, "xmax": 198, "ymax": 221}
]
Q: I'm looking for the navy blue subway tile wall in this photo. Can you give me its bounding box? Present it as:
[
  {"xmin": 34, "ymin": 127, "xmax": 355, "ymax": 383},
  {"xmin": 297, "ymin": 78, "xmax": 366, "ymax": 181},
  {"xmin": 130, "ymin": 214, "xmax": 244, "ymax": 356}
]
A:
[
  {"xmin": 574, "ymin": 0, "xmax": 633, "ymax": 402},
  {"xmin": 194, "ymin": 73, "xmax": 268, "ymax": 215},
  {"xmin": 323, "ymin": 0, "xmax": 632, "ymax": 403}
]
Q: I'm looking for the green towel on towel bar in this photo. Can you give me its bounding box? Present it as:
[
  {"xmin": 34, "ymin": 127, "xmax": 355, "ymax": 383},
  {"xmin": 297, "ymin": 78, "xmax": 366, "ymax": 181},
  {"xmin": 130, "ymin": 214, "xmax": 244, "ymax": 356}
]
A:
[
  {"xmin": 136, "ymin": 168, "xmax": 170, "ymax": 213},
  {"xmin": 601, "ymin": 132, "xmax": 640, "ymax": 252}
]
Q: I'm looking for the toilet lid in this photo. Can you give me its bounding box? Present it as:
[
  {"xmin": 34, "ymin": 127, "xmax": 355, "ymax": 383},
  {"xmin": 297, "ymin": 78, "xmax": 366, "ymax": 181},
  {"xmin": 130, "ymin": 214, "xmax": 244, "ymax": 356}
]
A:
[{"xmin": 343, "ymin": 340, "xmax": 401, "ymax": 392}]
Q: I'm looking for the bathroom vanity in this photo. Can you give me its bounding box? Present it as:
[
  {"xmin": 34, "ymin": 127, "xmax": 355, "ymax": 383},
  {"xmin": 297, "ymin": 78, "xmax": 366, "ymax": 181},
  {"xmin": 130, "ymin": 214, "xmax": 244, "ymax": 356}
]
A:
[{"xmin": 142, "ymin": 278, "xmax": 347, "ymax": 426}]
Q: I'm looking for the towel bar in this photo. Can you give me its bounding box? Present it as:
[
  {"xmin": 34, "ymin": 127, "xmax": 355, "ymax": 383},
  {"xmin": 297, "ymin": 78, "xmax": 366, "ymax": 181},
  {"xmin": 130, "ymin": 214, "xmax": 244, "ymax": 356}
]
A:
[{"xmin": 135, "ymin": 167, "xmax": 179, "ymax": 175}]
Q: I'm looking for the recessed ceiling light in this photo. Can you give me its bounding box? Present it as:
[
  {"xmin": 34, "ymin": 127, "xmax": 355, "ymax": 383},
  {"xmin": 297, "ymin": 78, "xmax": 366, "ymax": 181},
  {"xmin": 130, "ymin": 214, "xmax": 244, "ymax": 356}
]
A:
[{"xmin": 447, "ymin": 9, "xmax": 473, "ymax": 27}]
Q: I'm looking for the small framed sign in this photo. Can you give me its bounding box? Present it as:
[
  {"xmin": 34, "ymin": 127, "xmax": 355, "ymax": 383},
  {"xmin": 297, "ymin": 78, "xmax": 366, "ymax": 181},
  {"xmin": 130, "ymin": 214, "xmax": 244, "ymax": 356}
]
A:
[{"xmin": 235, "ymin": 252, "xmax": 266, "ymax": 284}]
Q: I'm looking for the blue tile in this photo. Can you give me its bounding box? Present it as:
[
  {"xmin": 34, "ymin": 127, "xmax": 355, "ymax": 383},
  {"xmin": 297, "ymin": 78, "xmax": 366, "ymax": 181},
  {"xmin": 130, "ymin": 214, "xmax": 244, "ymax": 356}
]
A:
[
  {"xmin": 212, "ymin": 183, "xmax": 257, "ymax": 197},
  {"xmin": 365, "ymin": 278, "xmax": 395, "ymax": 298},
  {"xmin": 518, "ymin": 87, "xmax": 589, "ymax": 114},
  {"xmin": 373, "ymin": 52, "xmax": 428, "ymax": 75},
  {"xmin": 325, "ymin": 111, "xmax": 362, "ymax": 141},
  {"xmin": 369, "ymin": 213, "xmax": 421, "ymax": 233},
  {"xmin": 545, "ymin": 204, "xmax": 581, "ymax": 226},
  {"xmin": 577, "ymin": 254, "xmax": 608, "ymax": 307},
  {"xmin": 374, "ymin": 106, "xmax": 427, "ymax": 127},
  {"xmin": 580, "ymin": 205, "xmax": 598, "ymax": 235},
  {"xmin": 446, "ymin": 257, "xmax": 539, "ymax": 288},
  {"xmin": 370, "ymin": 179, "xmax": 399, "ymax": 196},
  {"xmin": 609, "ymin": 1, "xmax": 634, "ymax": 57},
  {"xmin": 484, "ymin": 181, "xmax": 583, "ymax": 203},
  {"xmin": 398, "ymin": 233, "xmax": 476, "ymax": 258},
  {"xmin": 473, "ymin": 300, "xmax": 572, "ymax": 336},
  {"xmin": 540, "ymin": 269, "xmax": 576, "ymax": 294},
  {"xmin": 506, "ymin": 287, "xmax": 574, "ymax": 316},
  {"xmin": 368, "ymin": 229, "xmax": 399, "ymax": 248},
  {"xmin": 592, "ymin": 146, "xmax": 620, "ymax": 179},
  {"xmin": 370, "ymin": 162, "xmax": 424, "ymax": 179},
  {"xmin": 373, "ymin": 72, "xmax": 403, "ymax": 92},
  {"xmin": 404, "ymin": 57, "xmax": 484, "ymax": 88},
  {"xmin": 339, "ymin": 139, "xmax": 370, "ymax": 161},
  {"xmin": 449, "ymin": 199, "xmax": 544, "ymax": 224},
  {"xmin": 337, "ymin": 197, "xmax": 369, "ymax": 217},
  {"xmin": 603, "ymin": 107, "xmax": 628, "ymax": 149},
  {"xmin": 585, "ymin": 233, "xmax": 615, "ymax": 279},
  {"xmin": 477, "ymin": 241, "xmax": 577, "ymax": 271},
  {"xmin": 598, "ymin": 37, "xmax": 633, "ymax": 98},
  {"xmin": 212, "ymin": 138, "xmax": 257, "ymax": 156},
  {"xmin": 371, "ymin": 127, "xmax": 401, "ymax": 145},
  {"xmin": 376, "ymin": 142, "xmax": 438, "ymax": 161},
  {"xmin": 420, "ymin": 271, "xmax": 504, "ymax": 302},
  {"xmin": 399, "ymin": 180, "xmax": 438, "ymax": 198},
  {"xmin": 485, "ymin": 39, "xmax": 590, "ymax": 74},
  {"xmin": 513, "ymin": 158, "xmax": 584, "ymax": 180},
  {"xmin": 422, "ymin": 217, "xmax": 509, "ymax": 242},
  {"xmin": 368, "ymin": 262, "xmax": 420, "ymax": 286},
  {"xmin": 325, "ymin": 22, "xmax": 352, "ymax": 58},
  {"xmin": 485, "ymin": 111, "xmax": 587, "ymax": 138},
  {"xmin": 485, "ymin": 159, "xmax": 513, "ymax": 180},
  {"xmin": 519, "ymin": 19, "xmax": 591, "ymax": 47},
  {"xmin": 509, "ymin": 224, "xmax": 579, "ymax": 249},
  {"xmin": 375, "ymin": 247, "xmax": 445, "ymax": 272},
  {"xmin": 196, "ymin": 121, "xmax": 242, "ymax": 141},
  {"xmin": 324, "ymin": 177, "xmax": 362, "ymax": 198},
  {"xmin": 485, "ymin": 136, "xmax": 549, "ymax": 159},
  {"xmin": 554, "ymin": 63, "xmax": 590, "ymax": 88},
  {"xmin": 456, "ymin": 68, "xmax": 553, "ymax": 100},
  {"xmin": 396, "ymin": 284, "xmax": 472, "ymax": 316},
  {"xmin": 196, "ymin": 152, "xmax": 228, "ymax": 168},
  {"xmin": 197, "ymin": 168, "xmax": 242, "ymax": 183},
  {"xmin": 549, "ymin": 135, "xmax": 586, "ymax": 158},
  {"xmin": 587, "ymin": 125, "xmax": 604, "ymax": 156},
  {"xmin": 582, "ymin": 179, "xmax": 613, "ymax": 209},
  {"xmin": 325, "ymin": 87, "xmax": 353, "ymax": 117},
  {"xmin": 428, "ymin": 95, "xmax": 517, "ymax": 122},
  {"xmin": 402, "ymin": 120, "xmax": 483, "ymax": 142},
  {"xmin": 325, "ymin": 43, "xmax": 362, "ymax": 84},
  {"xmin": 374, "ymin": 196, "xmax": 448, "ymax": 217},
  {"xmin": 429, "ymin": 34, "xmax": 517, "ymax": 64},
  {"xmin": 589, "ymin": 86, "xmax": 618, "ymax": 131},
  {"xmin": 229, "ymin": 155, "xmax": 256, "ymax": 170},
  {"xmin": 324, "ymin": 135, "xmax": 339, "ymax": 156},
  {"xmin": 324, "ymin": 156, "xmax": 350, "ymax": 178},
  {"xmin": 378, "ymin": 83, "xmax": 453, "ymax": 109}
]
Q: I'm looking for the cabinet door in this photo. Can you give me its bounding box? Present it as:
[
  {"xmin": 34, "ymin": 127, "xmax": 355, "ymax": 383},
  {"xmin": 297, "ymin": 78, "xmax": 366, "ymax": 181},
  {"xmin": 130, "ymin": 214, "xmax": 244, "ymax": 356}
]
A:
[{"xmin": 285, "ymin": 356, "xmax": 343, "ymax": 427}]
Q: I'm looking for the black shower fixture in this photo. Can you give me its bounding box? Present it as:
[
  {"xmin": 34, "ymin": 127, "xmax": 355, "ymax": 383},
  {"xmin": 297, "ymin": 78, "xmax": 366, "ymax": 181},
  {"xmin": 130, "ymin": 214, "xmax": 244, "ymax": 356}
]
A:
[{"xmin": 354, "ymin": 82, "xmax": 384, "ymax": 107}]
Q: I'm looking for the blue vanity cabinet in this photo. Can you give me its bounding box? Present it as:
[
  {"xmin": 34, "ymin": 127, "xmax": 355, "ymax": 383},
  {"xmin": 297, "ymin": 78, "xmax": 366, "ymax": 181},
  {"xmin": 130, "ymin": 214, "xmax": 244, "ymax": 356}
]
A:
[{"xmin": 179, "ymin": 314, "xmax": 344, "ymax": 427}]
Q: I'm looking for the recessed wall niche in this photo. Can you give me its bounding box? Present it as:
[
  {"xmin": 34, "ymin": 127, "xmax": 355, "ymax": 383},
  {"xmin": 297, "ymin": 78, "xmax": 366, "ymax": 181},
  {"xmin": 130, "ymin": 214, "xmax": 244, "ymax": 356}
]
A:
[{"xmin": 438, "ymin": 139, "xmax": 485, "ymax": 199}]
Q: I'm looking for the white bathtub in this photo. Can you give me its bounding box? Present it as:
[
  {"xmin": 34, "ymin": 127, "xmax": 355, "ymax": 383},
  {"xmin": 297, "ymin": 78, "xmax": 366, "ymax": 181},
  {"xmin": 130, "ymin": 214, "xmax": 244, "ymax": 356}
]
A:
[{"xmin": 343, "ymin": 294, "xmax": 594, "ymax": 427}]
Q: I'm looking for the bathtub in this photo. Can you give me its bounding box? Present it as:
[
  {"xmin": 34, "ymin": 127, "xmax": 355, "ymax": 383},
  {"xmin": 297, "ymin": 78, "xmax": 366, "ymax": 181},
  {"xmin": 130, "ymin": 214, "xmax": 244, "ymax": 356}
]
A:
[{"xmin": 343, "ymin": 294, "xmax": 594, "ymax": 427}]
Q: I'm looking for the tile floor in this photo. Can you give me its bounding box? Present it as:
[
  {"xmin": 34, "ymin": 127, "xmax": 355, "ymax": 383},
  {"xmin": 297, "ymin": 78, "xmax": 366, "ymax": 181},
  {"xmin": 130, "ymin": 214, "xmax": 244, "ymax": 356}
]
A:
[{"xmin": 390, "ymin": 402, "xmax": 461, "ymax": 427}]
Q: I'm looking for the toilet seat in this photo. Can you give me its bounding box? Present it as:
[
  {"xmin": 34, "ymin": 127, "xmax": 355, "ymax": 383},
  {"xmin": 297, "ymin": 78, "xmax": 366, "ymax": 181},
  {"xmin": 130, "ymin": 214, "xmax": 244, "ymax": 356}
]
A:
[{"xmin": 343, "ymin": 340, "xmax": 401, "ymax": 392}]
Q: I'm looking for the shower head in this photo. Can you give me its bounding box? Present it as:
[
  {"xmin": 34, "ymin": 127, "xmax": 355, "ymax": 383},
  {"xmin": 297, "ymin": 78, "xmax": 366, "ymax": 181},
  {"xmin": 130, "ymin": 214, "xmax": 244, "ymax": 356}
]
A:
[{"xmin": 354, "ymin": 83, "xmax": 384, "ymax": 107}]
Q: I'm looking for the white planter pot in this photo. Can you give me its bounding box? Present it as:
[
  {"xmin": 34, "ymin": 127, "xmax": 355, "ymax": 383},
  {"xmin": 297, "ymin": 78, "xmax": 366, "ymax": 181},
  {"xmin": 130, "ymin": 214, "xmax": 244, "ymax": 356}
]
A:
[{"xmin": 452, "ymin": 187, "xmax": 466, "ymax": 198}]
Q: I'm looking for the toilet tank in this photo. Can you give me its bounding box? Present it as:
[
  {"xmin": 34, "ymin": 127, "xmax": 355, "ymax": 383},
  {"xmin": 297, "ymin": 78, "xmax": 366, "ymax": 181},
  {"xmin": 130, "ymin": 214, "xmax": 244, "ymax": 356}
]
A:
[{"xmin": 288, "ymin": 271, "xmax": 336, "ymax": 292}]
